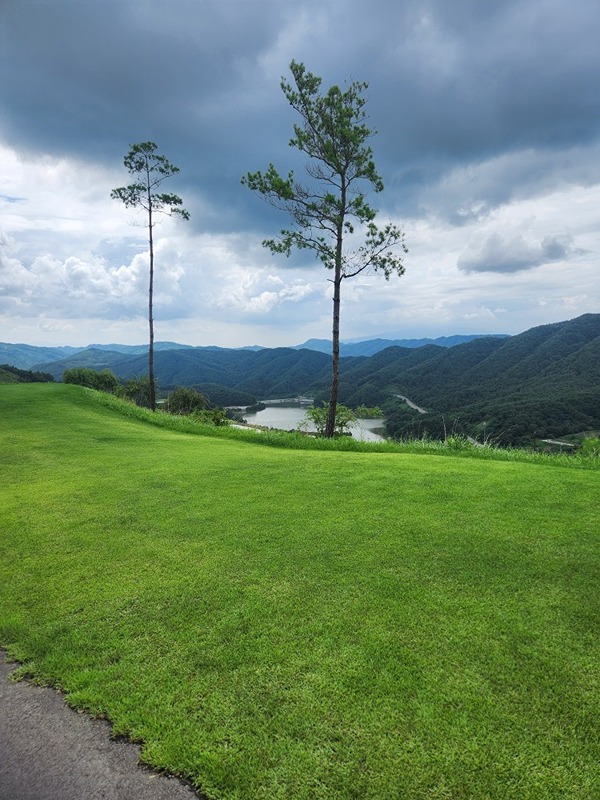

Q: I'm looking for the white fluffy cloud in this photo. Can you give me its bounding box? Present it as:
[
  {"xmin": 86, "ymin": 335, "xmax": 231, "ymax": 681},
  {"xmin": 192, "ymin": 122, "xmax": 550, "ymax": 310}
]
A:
[{"xmin": 2, "ymin": 139, "xmax": 598, "ymax": 346}]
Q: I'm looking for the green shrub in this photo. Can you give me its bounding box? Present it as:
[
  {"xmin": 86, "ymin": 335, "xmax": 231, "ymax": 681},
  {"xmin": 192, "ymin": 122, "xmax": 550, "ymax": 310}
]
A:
[
  {"xmin": 300, "ymin": 403, "xmax": 357, "ymax": 436},
  {"xmin": 445, "ymin": 434, "xmax": 476, "ymax": 452},
  {"xmin": 118, "ymin": 375, "xmax": 156, "ymax": 408},
  {"xmin": 191, "ymin": 407, "xmax": 230, "ymax": 426},
  {"xmin": 63, "ymin": 367, "xmax": 119, "ymax": 393},
  {"xmin": 355, "ymin": 404, "xmax": 383, "ymax": 418},
  {"xmin": 579, "ymin": 436, "xmax": 600, "ymax": 458},
  {"xmin": 165, "ymin": 386, "xmax": 208, "ymax": 415}
]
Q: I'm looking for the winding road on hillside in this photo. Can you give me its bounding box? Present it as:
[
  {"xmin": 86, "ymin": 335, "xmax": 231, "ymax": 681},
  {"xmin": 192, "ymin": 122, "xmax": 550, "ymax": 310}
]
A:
[{"xmin": 394, "ymin": 395, "xmax": 428, "ymax": 414}]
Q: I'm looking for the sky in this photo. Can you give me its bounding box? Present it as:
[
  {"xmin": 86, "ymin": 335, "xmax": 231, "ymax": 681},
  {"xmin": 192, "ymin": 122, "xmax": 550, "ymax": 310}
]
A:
[{"xmin": 1, "ymin": 0, "xmax": 598, "ymax": 348}]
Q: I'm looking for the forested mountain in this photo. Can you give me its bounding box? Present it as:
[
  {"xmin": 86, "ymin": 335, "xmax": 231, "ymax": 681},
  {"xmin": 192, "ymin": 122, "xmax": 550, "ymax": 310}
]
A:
[
  {"xmin": 377, "ymin": 315, "xmax": 600, "ymax": 444},
  {"xmin": 33, "ymin": 345, "xmax": 332, "ymax": 398},
  {"xmin": 6, "ymin": 314, "xmax": 599, "ymax": 444}
]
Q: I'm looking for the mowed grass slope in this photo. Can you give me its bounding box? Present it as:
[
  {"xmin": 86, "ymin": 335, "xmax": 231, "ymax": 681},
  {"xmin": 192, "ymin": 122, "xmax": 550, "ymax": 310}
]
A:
[{"xmin": 1, "ymin": 384, "xmax": 598, "ymax": 800}]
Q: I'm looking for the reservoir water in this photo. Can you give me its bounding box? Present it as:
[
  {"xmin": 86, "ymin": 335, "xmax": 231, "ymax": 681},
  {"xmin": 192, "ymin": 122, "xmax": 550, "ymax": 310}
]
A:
[{"xmin": 240, "ymin": 401, "xmax": 386, "ymax": 442}]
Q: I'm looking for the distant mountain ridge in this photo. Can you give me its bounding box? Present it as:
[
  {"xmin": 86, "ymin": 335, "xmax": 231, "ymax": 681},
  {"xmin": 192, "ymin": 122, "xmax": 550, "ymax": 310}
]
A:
[
  {"xmin": 0, "ymin": 333, "xmax": 507, "ymax": 370},
  {"xmin": 81, "ymin": 341, "xmax": 194, "ymax": 355},
  {"xmin": 0, "ymin": 341, "xmax": 186, "ymax": 369},
  {"xmin": 294, "ymin": 334, "xmax": 508, "ymax": 357},
  {"xmin": 0, "ymin": 342, "xmax": 80, "ymax": 370}
]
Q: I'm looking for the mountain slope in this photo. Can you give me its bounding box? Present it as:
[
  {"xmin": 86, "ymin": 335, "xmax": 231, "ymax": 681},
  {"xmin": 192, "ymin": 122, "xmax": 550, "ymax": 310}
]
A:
[
  {"xmin": 380, "ymin": 315, "xmax": 600, "ymax": 443},
  {"xmin": 0, "ymin": 343, "xmax": 80, "ymax": 370}
]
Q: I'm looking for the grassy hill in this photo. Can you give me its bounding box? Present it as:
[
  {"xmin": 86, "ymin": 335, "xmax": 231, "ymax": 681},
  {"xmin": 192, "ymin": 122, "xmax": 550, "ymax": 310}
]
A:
[{"xmin": 1, "ymin": 384, "xmax": 598, "ymax": 799}]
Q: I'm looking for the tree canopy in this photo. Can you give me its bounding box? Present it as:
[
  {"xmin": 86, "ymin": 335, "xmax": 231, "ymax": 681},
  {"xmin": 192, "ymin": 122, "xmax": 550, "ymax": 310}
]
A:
[
  {"xmin": 111, "ymin": 142, "xmax": 189, "ymax": 411},
  {"xmin": 243, "ymin": 61, "xmax": 407, "ymax": 436}
]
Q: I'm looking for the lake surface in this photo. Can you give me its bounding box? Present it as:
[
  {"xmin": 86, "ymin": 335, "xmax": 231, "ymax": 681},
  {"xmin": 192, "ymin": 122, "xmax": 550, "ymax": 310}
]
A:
[{"xmin": 240, "ymin": 401, "xmax": 386, "ymax": 442}]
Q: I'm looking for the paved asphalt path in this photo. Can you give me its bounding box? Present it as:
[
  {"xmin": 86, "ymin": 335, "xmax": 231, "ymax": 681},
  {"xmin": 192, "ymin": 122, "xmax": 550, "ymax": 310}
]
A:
[{"xmin": 0, "ymin": 650, "xmax": 199, "ymax": 800}]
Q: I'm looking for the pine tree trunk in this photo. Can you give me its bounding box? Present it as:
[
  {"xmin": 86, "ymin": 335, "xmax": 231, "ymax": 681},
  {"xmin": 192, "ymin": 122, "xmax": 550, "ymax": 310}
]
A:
[
  {"xmin": 326, "ymin": 188, "xmax": 346, "ymax": 438},
  {"xmin": 148, "ymin": 204, "xmax": 156, "ymax": 412},
  {"xmin": 326, "ymin": 272, "xmax": 342, "ymax": 438}
]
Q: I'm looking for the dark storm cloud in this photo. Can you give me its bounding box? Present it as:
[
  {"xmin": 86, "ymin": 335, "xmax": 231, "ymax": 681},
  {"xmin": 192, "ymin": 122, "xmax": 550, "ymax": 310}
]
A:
[
  {"xmin": 376, "ymin": 0, "xmax": 599, "ymax": 154},
  {"xmin": 1, "ymin": 0, "xmax": 599, "ymax": 228},
  {"xmin": 457, "ymin": 233, "xmax": 584, "ymax": 274},
  {"xmin": 0, "ymin": 0, "xmax": 285, "ymax": 151}
]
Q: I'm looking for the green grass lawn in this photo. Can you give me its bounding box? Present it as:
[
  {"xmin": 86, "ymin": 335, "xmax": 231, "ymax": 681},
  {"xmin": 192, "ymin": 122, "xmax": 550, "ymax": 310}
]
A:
[{"xmin": 1, "ymin": 384, "xmax": 598, "ymax": 799}]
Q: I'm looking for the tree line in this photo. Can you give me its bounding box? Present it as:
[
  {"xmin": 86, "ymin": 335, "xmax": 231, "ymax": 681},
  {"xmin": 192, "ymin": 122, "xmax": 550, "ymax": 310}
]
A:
[{"xmin": 0, "ymin": 364, "xmax": 55, "ymax": 383}]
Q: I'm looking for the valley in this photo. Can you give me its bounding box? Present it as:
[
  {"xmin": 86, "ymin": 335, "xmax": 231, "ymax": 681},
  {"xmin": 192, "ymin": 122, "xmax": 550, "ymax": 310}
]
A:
[{"xmin": 2, "ymin": 313, "xmax": 599, "ymax": 446}]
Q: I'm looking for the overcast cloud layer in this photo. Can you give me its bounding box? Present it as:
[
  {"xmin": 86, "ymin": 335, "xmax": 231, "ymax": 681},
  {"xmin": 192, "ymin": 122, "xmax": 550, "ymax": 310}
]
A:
[{"xmin": 1, "ymin": 0, "xmax": 598, "ymax": 347}]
